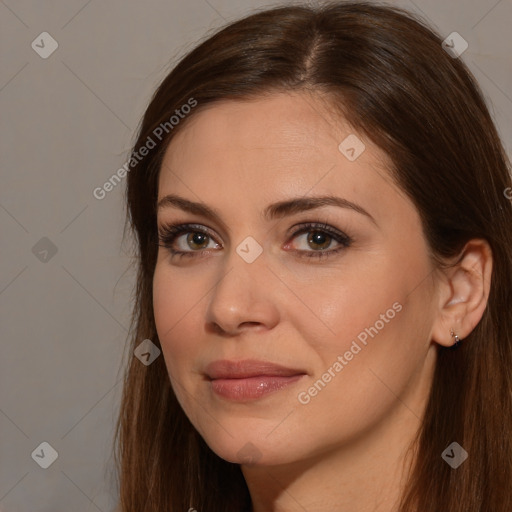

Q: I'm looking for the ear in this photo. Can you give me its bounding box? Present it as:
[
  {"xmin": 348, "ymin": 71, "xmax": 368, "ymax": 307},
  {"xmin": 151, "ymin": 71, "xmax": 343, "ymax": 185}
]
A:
[{"xmin": 431, "ymin": 239, "xmax": 493, "ymax": 347}]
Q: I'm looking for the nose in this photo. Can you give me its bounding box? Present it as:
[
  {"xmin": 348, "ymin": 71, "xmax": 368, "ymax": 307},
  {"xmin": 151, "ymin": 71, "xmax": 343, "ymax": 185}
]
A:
[{"xmin": 205, "ymin": 245, "xmax": 280, "ymax": 336}]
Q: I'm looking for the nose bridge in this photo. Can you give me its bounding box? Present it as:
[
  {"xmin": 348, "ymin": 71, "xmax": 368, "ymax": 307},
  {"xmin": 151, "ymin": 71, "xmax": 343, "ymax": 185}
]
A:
[
  {"xmin": 205, "ymin": 234, "xmax": 279, "ymax": 332},
  {"xmin": 212, "ymin": 234, "xmax": 266, "ymax": 303}
]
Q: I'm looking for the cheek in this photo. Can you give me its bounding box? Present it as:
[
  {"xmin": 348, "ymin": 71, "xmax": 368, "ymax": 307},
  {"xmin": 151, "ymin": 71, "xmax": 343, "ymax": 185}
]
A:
[
  {"xmin": 153, "ymin": 264, "xmax": 211, "ymax": 426},
  {"xmin": 320, "ymin": 260, "xmax": 433, "ymax": 394},
  {"xmin": 294, "ymin": 246, "xmax": 434, "ymax": 399},
  {"xmin": 152, "ymin": 264, "xmax": 204, "ymax": 369},
  {"xmin": 286, "ymin": 254, "xmax": 408, "ymax": 359},
  {"xmin": 291, "ymin": 296, "xmax": 431, "ymax": 448}
]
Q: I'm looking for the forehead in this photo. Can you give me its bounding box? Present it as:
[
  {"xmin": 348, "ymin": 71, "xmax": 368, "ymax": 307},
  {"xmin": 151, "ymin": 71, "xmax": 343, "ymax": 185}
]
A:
[
  {"xmin": 160, "ymin": 92, "xmax": 390, "ymax": 179},
  {"xmin": 157, "ymin": 92, "xmax": 409, "ymax": 230},
  {"xmin": 163, "ymin": 92, "xmax": 359, "ymax": 165}
]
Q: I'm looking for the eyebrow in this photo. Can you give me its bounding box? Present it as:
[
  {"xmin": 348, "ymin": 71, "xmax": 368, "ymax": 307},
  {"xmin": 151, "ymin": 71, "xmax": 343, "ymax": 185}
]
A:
[{"xmin": 157, "ymin": 194, "xmax": 377, "ymax": 227}]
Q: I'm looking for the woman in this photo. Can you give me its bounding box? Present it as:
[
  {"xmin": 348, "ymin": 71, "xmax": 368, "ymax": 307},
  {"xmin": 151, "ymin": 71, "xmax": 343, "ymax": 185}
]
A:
[{"xmin": 114, "ymin": 2, "xmax": 512, "ymax": 510}]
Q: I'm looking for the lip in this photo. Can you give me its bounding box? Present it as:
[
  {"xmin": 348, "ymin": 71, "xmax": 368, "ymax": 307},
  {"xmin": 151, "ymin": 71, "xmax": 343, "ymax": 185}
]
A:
[
  {"xmin": 205, "ymin": 359, "xmax": 306, "ymax": 379},
  {"xmin": 204, "ymin": 359, "xmax": 307, "ymax": 401}
]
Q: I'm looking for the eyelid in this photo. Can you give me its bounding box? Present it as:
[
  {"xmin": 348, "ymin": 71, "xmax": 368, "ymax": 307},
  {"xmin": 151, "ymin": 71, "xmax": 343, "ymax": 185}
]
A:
[
  {"xmin": 157, "ymin": 223, "xmax": 220, "ymax": 248},
  {"xmin": 157, "ymin": 218, "xmax": 226, "ymax": 242},
  {"xmin": 284, "ymin": 222, "xmax": 353, "ymax": 252}
]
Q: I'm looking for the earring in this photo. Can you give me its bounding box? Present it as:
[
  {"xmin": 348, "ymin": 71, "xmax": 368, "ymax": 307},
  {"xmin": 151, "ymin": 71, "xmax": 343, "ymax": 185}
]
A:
[{"xmin": 450, "ymin": 329, "xmax": 461, "ymax": 347}]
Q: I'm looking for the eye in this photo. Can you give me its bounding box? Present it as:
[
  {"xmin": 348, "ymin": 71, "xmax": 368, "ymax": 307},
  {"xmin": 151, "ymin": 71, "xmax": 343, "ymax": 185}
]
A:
[
  {"xmin": 156, "ymin": 221, "xmax": 353, "ymax": 261},
  {"xmin": 157, "ymin": 223, "xmax": 220, "ymax": 260},
  {"xmin": 285, "ymin": 222, "xmax": 353, "ymax": 260}
]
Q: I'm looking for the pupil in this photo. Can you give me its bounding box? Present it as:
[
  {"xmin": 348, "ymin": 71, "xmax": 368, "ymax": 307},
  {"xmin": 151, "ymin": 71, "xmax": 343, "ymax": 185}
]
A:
[
  {"xmin": 309, "ymin": 231, "xmax": 330, "ymax": 250},
  {"xmin": 189, "ymin": 233, "xmax": 207, "ymax": 248}
]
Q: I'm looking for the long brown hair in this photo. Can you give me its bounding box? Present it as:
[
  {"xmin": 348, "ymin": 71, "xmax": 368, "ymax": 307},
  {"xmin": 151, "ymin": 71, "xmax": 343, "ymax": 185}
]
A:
[{"xmin": 113, "ymin": 2, "xmax": 512, "ymax": 510}]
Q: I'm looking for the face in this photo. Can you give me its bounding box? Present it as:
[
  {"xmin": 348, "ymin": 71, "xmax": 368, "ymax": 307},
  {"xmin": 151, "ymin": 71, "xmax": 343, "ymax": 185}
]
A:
[{"xmin": 153, "ymin": 91, "xmax": 440, "ymax": 467}]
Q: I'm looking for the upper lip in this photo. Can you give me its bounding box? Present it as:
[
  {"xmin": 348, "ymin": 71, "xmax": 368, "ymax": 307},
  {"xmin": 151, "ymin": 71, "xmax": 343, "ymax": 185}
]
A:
[{"xmin": 204, "ymin": 359, "xmax": 306, "ymax": 379}]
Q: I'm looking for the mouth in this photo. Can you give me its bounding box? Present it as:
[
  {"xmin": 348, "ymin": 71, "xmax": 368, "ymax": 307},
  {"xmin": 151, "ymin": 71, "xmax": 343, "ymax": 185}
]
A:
[{"xmin": 204, "ymin": 359, "xmax": 307, "ymax": 401}]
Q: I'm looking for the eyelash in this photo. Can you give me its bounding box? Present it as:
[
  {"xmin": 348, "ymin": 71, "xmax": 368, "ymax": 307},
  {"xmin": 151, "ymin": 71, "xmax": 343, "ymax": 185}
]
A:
[{"xmin": 156, "ymin": 222, "xmax": 353, "ymax": 261}]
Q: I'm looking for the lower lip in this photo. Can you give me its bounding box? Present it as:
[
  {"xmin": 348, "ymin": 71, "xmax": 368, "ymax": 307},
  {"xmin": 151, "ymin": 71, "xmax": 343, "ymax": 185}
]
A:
[{"xmin": 210, "ymin": 375, "xmax": 304, "ymax": 401}]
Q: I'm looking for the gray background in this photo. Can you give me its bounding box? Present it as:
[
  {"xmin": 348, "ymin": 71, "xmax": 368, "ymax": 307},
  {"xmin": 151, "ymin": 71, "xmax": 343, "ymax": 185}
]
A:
[{"xmin": 1, "ymin": 0, "xmax": 510, "ymax": 510}]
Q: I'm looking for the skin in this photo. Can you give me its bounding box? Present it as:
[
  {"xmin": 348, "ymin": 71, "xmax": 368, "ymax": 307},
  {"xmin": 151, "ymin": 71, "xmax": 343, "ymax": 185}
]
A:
[{"xmin": 153, "ymin": 91, "xmax": 492, "ymax": 512}]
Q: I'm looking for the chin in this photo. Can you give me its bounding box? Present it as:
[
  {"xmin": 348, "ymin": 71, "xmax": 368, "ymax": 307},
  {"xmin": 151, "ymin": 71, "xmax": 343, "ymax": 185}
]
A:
[{"xmin": 199, "ymin": 426, "xmax": 295, "ymax": 466}]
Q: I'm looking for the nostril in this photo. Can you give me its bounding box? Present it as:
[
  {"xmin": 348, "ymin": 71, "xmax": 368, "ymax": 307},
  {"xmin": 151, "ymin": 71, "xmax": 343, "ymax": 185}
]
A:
[
  {"xmin": 212, "ymin": 323, "xmax": 226, "ymax": 335},
  {"xmin": 238, "ymin": 322, "xmax": 266, "ymax": 333},
  {"xmin": 210, "ymin": 321, "xmax": 262, "ymax": 336}
]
